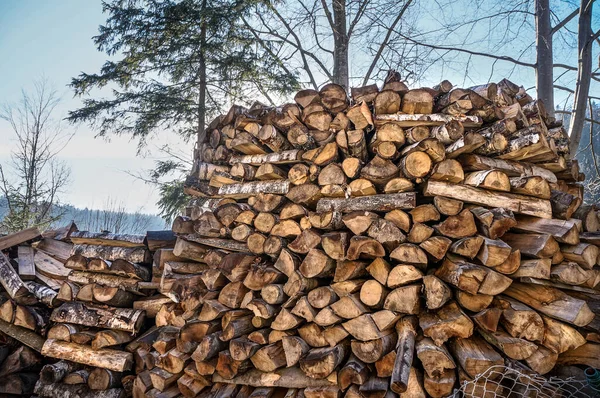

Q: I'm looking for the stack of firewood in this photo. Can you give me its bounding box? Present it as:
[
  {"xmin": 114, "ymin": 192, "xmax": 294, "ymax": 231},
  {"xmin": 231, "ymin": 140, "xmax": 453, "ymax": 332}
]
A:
[
  {"xmin": 0, "ymin": 227, "xmax": 176, "ymax": 397},
  {"xmin": 35, "ymin": 231, "xmax": 157, "ymax": 397},
  {"xmin": 146, "ymin": 74, "xmax": 600, "ymax": 397},
  {"xmin": 1, "ymin": 72, "xmax": 600, "ymax": 398}
]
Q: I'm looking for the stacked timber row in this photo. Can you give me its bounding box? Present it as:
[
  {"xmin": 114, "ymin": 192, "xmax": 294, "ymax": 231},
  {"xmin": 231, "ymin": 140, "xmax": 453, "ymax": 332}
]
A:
[
  {"xmin": 0, "ymin": 225, "xmax": 177, "ymax": 397},
  {"xmin": 36, "ymin": 230, "xmax": 159, "ymax": 397},
  {"xmin": 153, "ymin": 73, "xmax": 600, "ymax": 397}
]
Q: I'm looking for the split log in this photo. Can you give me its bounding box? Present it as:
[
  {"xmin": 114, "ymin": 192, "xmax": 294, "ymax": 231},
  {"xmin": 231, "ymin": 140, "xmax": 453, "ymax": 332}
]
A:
[
  {"xmin": 419, "ymin": 301, "xmax": 474, "ymax": 345},
  {"xmin": 0, "ymin": 252, "xmax": 36, "ymax": 305},
  {"xmin": 300, "ymin": 343, "xmax": 348, "ymax": 379},
  {"xmin": 503, "ymin": 282, "xmax": 594, "ymax": 327},
  {"xmin": 449, "ymin": 336, "xmax": 503, "ymax": 378},
  {"xmin": 435, "ymin": 255, "xmax": 512, "ymax": 295}
]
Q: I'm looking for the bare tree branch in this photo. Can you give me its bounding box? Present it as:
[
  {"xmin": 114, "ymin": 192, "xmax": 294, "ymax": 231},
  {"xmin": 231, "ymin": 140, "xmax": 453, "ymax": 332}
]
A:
[
  {"xmin": 362, "ymin": 0, "xmax": 414, "ymax": 86},
  {"xmin": 550, "ymin": 8, "xmax": 579, "ymax": 36}
]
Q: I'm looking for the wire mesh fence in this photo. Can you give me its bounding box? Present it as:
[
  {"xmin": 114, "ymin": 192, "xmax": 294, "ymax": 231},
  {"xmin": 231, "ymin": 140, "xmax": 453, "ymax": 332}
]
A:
[{"xmin": 451, "ymin": 365, "xmax": 597, "ymax": 398}]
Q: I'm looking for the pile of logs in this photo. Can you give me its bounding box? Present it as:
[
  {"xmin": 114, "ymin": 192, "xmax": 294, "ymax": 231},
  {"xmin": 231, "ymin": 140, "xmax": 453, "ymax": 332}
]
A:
[
  {"xmin": 169, "ymin": 73, "xmax": 600, "ymax": 397},
  {"xmin": 0, "ymin": 226, "xmax": 175, "ymax": 397},
  {"xmin": 0, "ymin": 72, "xmax": 600, "ymax": 398}
]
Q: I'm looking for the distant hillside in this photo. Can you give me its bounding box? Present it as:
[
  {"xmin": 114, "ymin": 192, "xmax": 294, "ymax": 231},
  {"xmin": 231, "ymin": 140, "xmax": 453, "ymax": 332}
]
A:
[{"xmin": 0, "ymin": 198, "xmax": 167, "ymax": 235}]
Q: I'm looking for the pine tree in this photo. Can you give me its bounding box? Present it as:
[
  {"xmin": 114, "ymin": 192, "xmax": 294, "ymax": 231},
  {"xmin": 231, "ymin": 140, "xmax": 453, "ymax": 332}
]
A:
[{"xmin": 68, "ymin": 0, "xmax": 299, "ymax": 220}]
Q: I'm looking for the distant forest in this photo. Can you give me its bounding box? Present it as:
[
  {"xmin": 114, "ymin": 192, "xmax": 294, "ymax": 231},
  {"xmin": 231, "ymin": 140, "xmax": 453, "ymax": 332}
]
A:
[{"xmin": 0, "ymin": 198, "xmax": 166, "ymax": 235}]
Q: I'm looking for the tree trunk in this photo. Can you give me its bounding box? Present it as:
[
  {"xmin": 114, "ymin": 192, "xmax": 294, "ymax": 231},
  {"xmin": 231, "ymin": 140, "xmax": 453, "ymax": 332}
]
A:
[
  {"xmin": 197, "ymin": 0, "xmax": 208, "ymax": 149},
  {"xmin": 535, "ymin": 0, "xmax": 554, "ymax": 118},
  {"xmin": 568, "ymin": 0, "xmax": 594, "ymax": 153},
  {"xmin": 332, "ymin": 0, "xmax": 349, "ymax": 89}
]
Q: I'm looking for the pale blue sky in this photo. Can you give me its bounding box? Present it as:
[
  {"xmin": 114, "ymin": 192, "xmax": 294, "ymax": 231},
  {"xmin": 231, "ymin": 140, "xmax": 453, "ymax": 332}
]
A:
[{"xmin": 0, "ymin": 0, "xmax": 186, "ymax": 214}]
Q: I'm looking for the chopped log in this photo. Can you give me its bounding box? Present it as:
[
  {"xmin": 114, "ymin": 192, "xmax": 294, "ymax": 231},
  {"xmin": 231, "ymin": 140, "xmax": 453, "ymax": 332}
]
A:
[
  {"xmin": 422, "ymin": 180, "xmax": 552, "ymax": 218},
  {"xmin": 557, "ymin": 342, "xmax": 600, "ymax": 368},
  {"xmin": 464, "ymin": 170, "xmax": 510, "ymax": 192},
  {"xmin": 525, "ymin": 346, "xmax": 557, "ymax": 375},
  {"xmin": 389, "ymin": 243, "xmax": 428, "ymax": 268},
  {"xmin": 561, "ymin": 242, "xmax": 599, "ymax": 269},
  {"xmin": 476, "ymin": 237, "xmax": 512, "ymax": 267},
  {"xmin": 459, "ymin": 153, "xmax": 557, "ymax": 183},
  {"xmin": 510, "ymin": 176, "xmax": 551, "ymax": 199},
  {"xmin": 424, "ymin": 369, "xmax": 456, "ymax": 398},
  {"xmin": 541, "ymin": 315, "xmax": 586, "ymax": 354},
  {"xmin": 42, "ymin": 339, "xmax": 132, "ymax": 372},
  {"xmin": 550, "ymin": 190, "xmax": 581, "ymax": 220},
  {"xmin": 92, "ymin": 329, "xmax": 134, "ymax": 350},
  {"xmin": 213, "ymin": 367, "xmax": 336, "ymax": 389},
  {"xmin": 71, "ymin": 244, "xmax": 150, "ymax": 263},
  {"xmin": 430, "ymin": 159, "xmax": 464, "ymax": 183},
  {"xmin": 25, "ymin": 281, "xmax": 58, "ymax": 307},
  {"xmin": 420, "ymin": 236, "xmax": 452, "ymax": 261},
  {"xmin": 450, "ymin": 236, "xmax": 484, "ymax": 259},
  {"xmin": 70, "ymin": 231, "xmax": 145, "ymax": 247},
  {"xmin": 416, "ymin": 337, "xmax": 456, "ymax": 377},
  {"xmin": 50, "ymin": 302, "xmax": 145, "ymax": 333},
  {"xmin": 34, "ymin": 381, "xmax": 125, "ymax": 398},
  {"xmin": 92, "ymin": 285, "xmax": 135, "ymax": 307},
  {"xmin": 550, "ymin": 262, "xmax": 590, "ymax": 285},
  {"xmin": 383, "ymin": 284, "xmax": 421, "ymax": 314},
  {"xmin": 513, "ymin": 215, "xmax": 579, "ymax": 245},
  {"xmin": 477, "ymin": 328, "xmax": 537, "ymax": 360},
  {"xmin": 88, "ymin": 368, "xmax": 121, "ymax": 390},
  {"xmin": 434, "ymin": 209, "xmax": 477, "ymax": 239}
]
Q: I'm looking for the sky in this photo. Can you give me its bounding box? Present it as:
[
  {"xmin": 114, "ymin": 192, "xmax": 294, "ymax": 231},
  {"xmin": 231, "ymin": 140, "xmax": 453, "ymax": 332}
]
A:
[
  {"xmin": 0, "ymin": 0, "xmax": 595, "ymax": 215},
  {"xmin": 0, "ymin": 0, "xmax": 185, "ymax": 214}
]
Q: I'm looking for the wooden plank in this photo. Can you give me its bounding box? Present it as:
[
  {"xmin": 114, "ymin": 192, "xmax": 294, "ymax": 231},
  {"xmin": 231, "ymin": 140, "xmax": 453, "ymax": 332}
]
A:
[
  {"xmin": 17, "ymin": 246, "xmax": 36, "ymax": 281},
  {"xmin": 0, "ymin": 227, "xmax": 40, "ymax": 250},
  {"xmin": 34, "ymin": 250, "xmax": 70, "ymax": 280},
  {"xmin": 422, "ymin": 181, "xmax": 552, "ymax": 219},
  {"xmin": 69, "ymin": 231, "xmax": 145, "ymax": 248}
]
